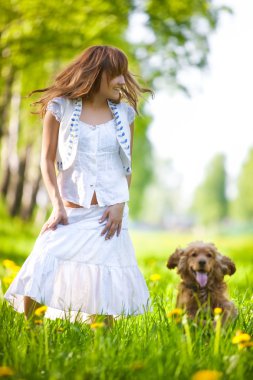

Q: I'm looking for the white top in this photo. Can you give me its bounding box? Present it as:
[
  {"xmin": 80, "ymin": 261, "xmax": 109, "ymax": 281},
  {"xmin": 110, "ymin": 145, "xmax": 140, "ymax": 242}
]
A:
[{"xmin": 47, "ymin": 98, "xmax": 135, "ymax": 208}]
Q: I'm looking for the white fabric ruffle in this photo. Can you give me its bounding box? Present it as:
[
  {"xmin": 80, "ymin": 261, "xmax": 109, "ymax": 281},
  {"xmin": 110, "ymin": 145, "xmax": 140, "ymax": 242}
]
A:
[
  {"xmin": 46, "ymin": 97, "xmax": 65, "ymax": 123},
  {"xmin": 4, "ymin": 204, "xmax": 151, "ymax": 320},
  {"xmin": 126, "ymin": 104, "xmax": 136, "ymax": 125}
]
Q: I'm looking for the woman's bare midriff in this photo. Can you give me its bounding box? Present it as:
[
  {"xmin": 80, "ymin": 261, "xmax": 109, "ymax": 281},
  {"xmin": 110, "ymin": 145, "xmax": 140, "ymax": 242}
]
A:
[{"xmin": 62, "ymin": 191, "xmax": 98, "ymax": 208}]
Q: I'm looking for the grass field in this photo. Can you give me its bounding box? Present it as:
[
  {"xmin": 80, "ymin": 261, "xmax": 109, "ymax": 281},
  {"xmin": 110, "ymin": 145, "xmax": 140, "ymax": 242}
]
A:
[{"xmin": 0, "ymin": 205, "xmax": 252, "ymax": 380}]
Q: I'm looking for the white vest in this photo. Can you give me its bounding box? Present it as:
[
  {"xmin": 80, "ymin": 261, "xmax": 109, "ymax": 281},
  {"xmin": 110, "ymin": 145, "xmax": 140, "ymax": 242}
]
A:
[{"xmin": 56, "ymin": 98, "xmax": 132, "ymax": 175}]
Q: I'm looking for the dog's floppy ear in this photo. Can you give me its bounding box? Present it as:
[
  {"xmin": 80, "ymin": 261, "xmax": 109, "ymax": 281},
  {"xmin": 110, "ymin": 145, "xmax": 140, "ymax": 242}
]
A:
[
  {"xmin": 167, "ymin": 248, "xmax": 184, "ymax": 269},
  {"xmin": 217, "ymin": 254, "xmax": 236, "ymax": 276}
]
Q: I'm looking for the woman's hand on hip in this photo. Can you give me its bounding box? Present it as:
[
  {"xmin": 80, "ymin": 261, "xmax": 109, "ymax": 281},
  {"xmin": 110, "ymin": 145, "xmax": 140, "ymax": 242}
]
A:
[
  {"xmin": 40, "ymin": 205, "xmax": 69, "ymax": 235},
  {"xmin": 99, "ymin": 203, "xmax": 125, "ymax": 239}
]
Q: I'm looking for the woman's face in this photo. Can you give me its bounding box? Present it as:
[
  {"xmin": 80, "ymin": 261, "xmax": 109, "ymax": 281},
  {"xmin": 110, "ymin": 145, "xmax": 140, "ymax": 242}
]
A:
[{"xmin": 99, "ymin": 71, "xmax": 125, "ymax": 102}]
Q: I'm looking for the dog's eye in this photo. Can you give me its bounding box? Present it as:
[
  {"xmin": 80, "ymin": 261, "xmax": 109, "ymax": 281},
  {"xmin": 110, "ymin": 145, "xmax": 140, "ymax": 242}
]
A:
[
  {"xmin": 207, "ymin": 253, "xmax": 212, "ymax": 258},
  {"xmin": 191, "ymin": 253, "xmax": 197, "ymax": 257}
]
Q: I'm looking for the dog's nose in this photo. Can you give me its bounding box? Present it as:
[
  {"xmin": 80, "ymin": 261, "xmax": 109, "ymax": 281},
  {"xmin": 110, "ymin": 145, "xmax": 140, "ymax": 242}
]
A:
[{"xmin": 198, "ymin": 260, "xmax": 206, "ymax": 267}]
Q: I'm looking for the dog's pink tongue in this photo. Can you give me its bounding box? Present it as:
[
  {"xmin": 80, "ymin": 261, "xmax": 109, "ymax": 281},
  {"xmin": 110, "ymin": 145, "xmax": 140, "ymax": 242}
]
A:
[{"xmin": 196, "ymin": 272, "xmax": 208, "ymax": 287}]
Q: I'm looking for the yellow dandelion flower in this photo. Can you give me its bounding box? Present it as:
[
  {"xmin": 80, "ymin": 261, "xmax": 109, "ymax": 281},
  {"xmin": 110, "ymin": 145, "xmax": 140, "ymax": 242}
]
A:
[
  {"xmin": 214, "ymin": 307, "xmax": 222, "ymax": 315},
  {"xmin": 149, "ymin": 273, "xmax": 161, "ymax": 282},
  {"xmin": 232, "ymin": 333, "xmax": 251, "ymax": 344},
  {"xmin": 34, "ymin": 306, "xmax": 48, "ymax": 316},
  {"xmin": 2, "ymin": 277, "xmax": 13, "ymax": 286},
  {"xmin": 11, "ymin": 265, "xmax": 21, "ymax": 273},
  {"xmin": 0, "ymin": 366, "xmax": 15, "ymax": 376},
  {"xmin": 167, "ymin": 308, "xmax": 183, "ymax": 317},
  {"xmin": 90, "ymin": 322, "xmax": 105, "ymax": 329},
  {"xmin": 191, "ymin": 369, "xmax": 223, "ymax": 380},
  {"xmin": 2, "ymin": 260, "xmax": 17, "ymax": 269}
]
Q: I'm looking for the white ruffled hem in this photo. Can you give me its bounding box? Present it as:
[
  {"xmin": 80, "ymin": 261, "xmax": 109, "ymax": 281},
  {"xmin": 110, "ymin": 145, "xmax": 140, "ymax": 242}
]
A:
[{"xmin": 4, "ymin": 257, "xmax": 151, "ymax": 316}]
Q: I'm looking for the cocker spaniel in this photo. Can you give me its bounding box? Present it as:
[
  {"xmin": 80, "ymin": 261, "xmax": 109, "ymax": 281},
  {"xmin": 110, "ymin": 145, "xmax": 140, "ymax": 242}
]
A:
[{"xmin": 167, "ymin": 241, "xmax": 237, "ymax": 323}]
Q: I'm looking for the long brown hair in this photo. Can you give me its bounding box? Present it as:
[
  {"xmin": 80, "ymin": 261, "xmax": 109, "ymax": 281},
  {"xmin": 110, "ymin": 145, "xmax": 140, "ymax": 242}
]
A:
[{"xmin": 29, "ymin": 45, "xmax": 153, "ymax": 117}]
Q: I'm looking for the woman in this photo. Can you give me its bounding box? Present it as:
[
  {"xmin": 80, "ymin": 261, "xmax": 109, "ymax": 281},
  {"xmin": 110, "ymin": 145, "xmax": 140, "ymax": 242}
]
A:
[{"xmin": 4, "ymin": 45, "xmax": 153, "ymax": 326}]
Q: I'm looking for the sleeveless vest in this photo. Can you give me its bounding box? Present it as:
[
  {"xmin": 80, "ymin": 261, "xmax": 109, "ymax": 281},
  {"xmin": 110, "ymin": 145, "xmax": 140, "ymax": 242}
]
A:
[{"xmin": 56, "ymin": 98, "xmax": 132, "ymax": 175}]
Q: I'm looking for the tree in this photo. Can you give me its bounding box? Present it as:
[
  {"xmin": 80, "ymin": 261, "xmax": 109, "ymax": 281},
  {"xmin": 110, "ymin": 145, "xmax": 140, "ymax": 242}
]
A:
[
  {"xmin": 232, "ymin": 148, "xmax": 253, "ymax": 221},
  {"xmin": 191, "ymin": 154, "xmax": 228, "ymax": 225},
  {"xmin": 132, "ymin": 0, "xmax": 231, "ymax": 93}
]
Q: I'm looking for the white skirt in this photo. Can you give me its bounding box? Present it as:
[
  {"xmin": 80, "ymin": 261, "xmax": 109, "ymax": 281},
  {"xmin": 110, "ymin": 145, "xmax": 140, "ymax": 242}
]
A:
[{"xmin": 4, "ymin": 204, "xmax": 151, "ymax": 322}]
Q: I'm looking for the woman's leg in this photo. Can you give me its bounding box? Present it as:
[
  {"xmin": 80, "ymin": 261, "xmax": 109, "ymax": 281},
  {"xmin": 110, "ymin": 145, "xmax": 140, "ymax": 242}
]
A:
[
  {"xmin": 24, "ymin": 296, "xmax": 42, "ymax": 319},
  {"xmin": 103, "ymin": 315, "xmax": 114, "ymax": 327}
]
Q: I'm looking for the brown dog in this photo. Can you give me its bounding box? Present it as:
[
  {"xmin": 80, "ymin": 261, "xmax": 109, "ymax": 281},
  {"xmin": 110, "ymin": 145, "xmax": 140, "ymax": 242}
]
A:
[{"xmin": 167, "ymin": 241, "xmax": 237, "ymax": 323}]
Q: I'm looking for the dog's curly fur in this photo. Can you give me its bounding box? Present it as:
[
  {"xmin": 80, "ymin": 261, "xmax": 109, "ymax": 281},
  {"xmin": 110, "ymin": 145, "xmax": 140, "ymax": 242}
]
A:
[{"xmin": 167, "ymin": 241, "xmax": 237, "ymax": 323}]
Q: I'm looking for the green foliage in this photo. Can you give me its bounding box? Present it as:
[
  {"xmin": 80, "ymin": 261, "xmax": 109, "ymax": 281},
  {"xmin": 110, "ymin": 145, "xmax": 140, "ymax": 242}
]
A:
[
  {"xmin": 1, "ymin": 296, "xmax": 252, "ymax": 380},
  {"xmin": 232, "ymin": 148, "xmax": 253, "ymax": 221},
  {"xmin": 137, "ymin": 0, "xmax": 231, "ymax": 92},
  {"xmin": 191, "ymin": 154, "xmax": 228, "ymax": 225},
  {"xmin": 0, "ymin": 0, "xmax": 134, "ymax": 69}
]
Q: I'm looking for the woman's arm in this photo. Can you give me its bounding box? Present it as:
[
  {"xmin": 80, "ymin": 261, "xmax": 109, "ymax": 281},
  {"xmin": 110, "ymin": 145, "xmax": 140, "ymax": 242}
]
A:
[
  {"xmin": 99, "ymin": 121, "xmax": 135, "ymax": 239},
  {"xmin": 40, "ymin": 111, "xmax": 64, "ymax": 209},
  {"xmin": 39, "ymin": 111, "xmax": 68, "ymax": 234}
]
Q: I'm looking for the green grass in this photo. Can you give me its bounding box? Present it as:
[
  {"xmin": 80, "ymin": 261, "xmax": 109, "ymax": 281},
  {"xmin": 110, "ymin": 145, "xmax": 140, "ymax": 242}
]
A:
[{"xmin": 0, "ymin": 208, "xmax": 253, "ymax": 379}]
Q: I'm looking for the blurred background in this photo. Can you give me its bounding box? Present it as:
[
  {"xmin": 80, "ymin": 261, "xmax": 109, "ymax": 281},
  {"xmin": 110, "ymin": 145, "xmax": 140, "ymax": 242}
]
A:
[{"xmin": 0, "ymin": 0, "xmax": 252, "ymax": 235}]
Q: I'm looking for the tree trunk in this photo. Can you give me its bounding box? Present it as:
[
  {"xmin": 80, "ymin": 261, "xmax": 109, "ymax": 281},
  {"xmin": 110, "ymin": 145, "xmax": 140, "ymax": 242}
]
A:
[
  {"xmin": 0, "ymin": 68, "xmax": 16, "ymax": 197},
  {"xmin": 4, "ymin": 77, "xmax": 22, "ymax": 214},
  {"xmin": 9, "ymin": 149, "xmax": 27, "ymax": 216},
  {"xmin": 0, "ymin": 66, "xmax": 15, "ymax": 140},
  {"xmin": 0, "ymin": 157, "xmax": 11, "ymax": 198}
]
